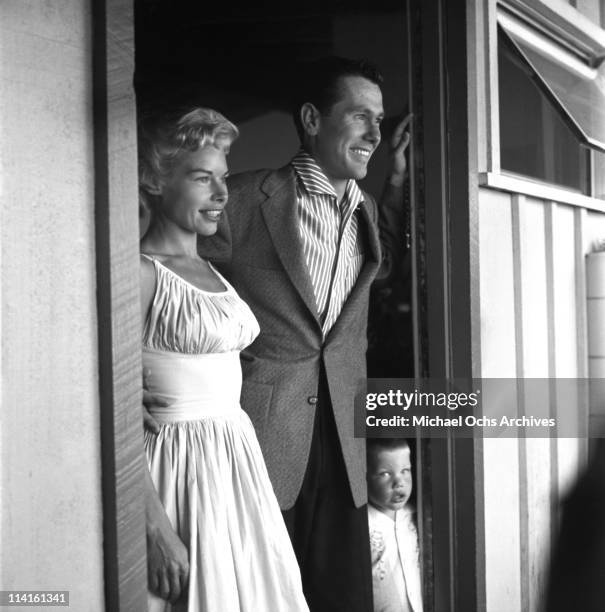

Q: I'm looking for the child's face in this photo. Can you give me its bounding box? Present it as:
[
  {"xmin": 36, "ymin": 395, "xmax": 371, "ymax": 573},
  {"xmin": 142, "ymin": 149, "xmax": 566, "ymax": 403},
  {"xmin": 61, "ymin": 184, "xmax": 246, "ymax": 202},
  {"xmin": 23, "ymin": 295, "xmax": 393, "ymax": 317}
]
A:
[
  {"xmin": 158, "ymin": 145, "xmax": 229, "ymax": 236},
  {"xmin": 367, "ymin": 447, "xmax": 413, "ymax": 517}
]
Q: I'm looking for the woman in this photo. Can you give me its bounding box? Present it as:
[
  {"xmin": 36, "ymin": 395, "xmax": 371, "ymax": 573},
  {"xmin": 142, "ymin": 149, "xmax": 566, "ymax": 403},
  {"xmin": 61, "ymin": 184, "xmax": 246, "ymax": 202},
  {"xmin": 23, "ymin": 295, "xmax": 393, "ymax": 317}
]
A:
[{"xmin": 139, "ymin": 108, "xmax": 308, "ymax": 611}]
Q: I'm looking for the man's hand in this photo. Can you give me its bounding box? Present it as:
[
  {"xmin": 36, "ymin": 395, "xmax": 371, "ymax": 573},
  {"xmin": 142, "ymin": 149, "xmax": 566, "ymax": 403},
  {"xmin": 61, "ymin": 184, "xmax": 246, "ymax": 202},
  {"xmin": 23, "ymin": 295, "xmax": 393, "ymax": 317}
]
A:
[
  {"xmin": 142, "ymin": 367, "xmax": 166, "ymax": 434},
  {"xmin": 386, "ymin": 113, "xmax": 412, "ymax": 188},
  {"xmin": 147, "ymin": 519, "xmax": 190, "ymax": 603}
]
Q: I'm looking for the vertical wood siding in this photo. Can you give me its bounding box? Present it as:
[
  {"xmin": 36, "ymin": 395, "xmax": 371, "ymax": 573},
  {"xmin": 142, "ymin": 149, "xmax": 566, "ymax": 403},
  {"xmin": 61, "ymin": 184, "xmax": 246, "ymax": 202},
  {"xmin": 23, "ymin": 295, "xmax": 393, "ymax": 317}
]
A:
[
  {"xmin": 478, "ymin": 189, "xmax": 522, "ymax": 612},
  {"xmin": 477, "ymin": 186, "xmax": 602, "ymax": 611}
]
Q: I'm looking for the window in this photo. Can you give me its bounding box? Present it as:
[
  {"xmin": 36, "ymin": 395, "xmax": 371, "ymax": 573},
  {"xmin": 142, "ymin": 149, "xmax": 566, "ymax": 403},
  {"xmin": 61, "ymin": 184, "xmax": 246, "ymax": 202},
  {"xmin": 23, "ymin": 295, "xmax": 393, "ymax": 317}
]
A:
[{"xmin": 497, "ymin": 9, "xmax": 605, "ymax": 199}]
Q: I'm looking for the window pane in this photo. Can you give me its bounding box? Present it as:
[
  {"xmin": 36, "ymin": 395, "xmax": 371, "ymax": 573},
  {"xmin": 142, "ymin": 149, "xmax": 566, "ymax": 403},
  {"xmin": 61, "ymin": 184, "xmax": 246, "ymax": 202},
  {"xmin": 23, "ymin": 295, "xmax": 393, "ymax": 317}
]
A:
[
  {"xmin": 507, "ymin": 32, "xmax": 605, "ymax": 152},
  {"xmin": 498, "ymin": 30, "xmax": 589, "ymax": 193}
]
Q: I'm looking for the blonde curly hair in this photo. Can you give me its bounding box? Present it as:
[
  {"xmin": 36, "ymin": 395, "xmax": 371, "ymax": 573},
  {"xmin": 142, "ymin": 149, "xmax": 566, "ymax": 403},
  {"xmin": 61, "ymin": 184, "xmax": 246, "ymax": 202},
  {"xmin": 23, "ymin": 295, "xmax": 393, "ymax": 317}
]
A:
[{"xmin": 138, "ymin": 107, "xmax": 238, "ymax": 210}]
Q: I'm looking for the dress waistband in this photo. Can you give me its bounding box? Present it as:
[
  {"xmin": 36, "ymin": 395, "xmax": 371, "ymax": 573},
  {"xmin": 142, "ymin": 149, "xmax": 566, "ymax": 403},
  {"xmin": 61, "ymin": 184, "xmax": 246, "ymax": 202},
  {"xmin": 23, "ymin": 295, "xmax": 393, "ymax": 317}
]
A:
[{"xmin": 142, "ymin": 349, "xmax": 242, "ymax": 423}]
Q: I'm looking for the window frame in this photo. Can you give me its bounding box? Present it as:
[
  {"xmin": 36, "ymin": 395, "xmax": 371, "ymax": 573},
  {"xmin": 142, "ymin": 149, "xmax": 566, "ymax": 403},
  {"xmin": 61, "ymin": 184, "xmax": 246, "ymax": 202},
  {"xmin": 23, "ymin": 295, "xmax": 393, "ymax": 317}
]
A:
[{"xmin": 479, "ymin": 0, "xmax": 605, "ymax": 210}]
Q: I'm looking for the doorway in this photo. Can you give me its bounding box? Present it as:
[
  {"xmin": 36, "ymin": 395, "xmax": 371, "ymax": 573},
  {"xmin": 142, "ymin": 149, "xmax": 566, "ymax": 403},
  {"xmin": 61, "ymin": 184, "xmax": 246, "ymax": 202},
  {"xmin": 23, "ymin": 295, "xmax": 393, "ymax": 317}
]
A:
[
  {"xmin": 134, "ymin": 0, "xmax": 415, "ymax": 381},
  {"xmin": 132, "ymin": 0, "xmax": 431, "ymax": 608}
]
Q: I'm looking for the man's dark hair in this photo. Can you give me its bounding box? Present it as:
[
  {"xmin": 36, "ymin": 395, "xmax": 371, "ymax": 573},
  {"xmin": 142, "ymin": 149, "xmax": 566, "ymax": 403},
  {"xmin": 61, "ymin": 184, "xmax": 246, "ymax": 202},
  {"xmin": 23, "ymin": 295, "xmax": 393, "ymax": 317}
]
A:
[{"xmin": 291, "ymin": 56, "xmax": 384, "ymax": 140}]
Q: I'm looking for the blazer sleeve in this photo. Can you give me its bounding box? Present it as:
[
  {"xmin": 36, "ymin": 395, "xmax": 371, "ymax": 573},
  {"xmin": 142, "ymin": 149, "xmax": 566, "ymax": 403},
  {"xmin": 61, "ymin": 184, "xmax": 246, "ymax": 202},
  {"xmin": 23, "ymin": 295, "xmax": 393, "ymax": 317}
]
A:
[{"xmin": 375, "ymin": 180, "xmax": 408, "ymax": 282}]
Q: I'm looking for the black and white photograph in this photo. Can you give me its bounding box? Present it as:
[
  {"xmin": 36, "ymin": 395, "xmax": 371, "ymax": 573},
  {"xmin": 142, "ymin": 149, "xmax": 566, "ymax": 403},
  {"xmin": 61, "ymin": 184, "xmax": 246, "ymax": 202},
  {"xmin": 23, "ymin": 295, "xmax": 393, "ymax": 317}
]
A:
[{"xmin": 3, "ymin": 1, "xmax": 605, "ymax": 611}]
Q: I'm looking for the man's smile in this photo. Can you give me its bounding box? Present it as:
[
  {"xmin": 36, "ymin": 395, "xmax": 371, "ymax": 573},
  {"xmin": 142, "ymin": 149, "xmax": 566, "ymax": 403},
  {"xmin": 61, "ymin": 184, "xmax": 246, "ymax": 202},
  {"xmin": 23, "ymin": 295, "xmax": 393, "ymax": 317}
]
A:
[{"xmin": 350, "ymin": 147, "xmax": 373, "ymax": 159}]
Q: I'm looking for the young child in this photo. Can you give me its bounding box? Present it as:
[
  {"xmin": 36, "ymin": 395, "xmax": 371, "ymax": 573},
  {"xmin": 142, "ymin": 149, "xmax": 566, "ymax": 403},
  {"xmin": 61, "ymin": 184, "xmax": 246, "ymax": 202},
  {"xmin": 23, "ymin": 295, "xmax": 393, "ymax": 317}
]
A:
[{"xmin": 367, "ymin": 438, "xmax": 423, "ymax": 612}]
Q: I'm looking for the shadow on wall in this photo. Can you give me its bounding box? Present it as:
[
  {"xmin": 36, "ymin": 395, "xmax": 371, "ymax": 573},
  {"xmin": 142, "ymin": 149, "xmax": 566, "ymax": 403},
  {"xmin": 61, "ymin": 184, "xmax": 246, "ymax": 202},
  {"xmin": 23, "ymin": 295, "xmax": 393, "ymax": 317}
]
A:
[{"xmin": 545, "ymin": 439, "xmax": 605, "ymax": 611}]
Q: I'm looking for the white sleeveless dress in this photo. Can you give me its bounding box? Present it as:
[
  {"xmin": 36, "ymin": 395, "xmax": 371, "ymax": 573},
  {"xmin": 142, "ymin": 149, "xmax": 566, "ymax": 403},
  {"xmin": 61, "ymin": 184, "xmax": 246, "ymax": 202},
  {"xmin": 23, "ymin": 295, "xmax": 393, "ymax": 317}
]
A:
[{"xmin": 142, "ymin": 256, "xmax": 308, "ymax": 612}]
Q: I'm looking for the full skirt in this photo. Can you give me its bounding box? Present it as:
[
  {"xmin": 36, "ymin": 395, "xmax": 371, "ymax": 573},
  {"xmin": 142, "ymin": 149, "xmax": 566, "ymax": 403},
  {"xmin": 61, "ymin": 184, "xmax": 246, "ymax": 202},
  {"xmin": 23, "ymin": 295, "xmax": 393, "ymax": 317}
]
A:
[{"xmin": 145, "ymin": 410, "xmax": 308, "ymax": 612}]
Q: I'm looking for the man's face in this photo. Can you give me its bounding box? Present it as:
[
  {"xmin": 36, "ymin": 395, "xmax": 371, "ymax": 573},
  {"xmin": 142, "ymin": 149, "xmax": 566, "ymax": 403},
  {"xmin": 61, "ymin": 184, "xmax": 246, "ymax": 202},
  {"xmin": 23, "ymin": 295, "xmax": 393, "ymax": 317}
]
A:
[{"xmin": 311, "ymin": 75, "xmax": 384, "ymax": 189}]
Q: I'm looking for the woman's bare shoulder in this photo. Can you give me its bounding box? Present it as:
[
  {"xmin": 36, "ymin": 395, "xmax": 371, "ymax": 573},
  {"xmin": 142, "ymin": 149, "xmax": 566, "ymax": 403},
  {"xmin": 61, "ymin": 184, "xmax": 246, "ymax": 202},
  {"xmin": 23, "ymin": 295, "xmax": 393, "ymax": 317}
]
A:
[{"xmin": 139, "ymin": 254, "xmax": 157, "ymax": 316}]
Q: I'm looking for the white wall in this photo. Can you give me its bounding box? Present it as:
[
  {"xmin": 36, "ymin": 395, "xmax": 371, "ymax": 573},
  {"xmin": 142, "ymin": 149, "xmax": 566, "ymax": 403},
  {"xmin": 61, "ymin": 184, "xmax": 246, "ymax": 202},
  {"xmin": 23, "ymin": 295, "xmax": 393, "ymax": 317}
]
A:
[
  {"xmin": 477, "ymin": 187, "xmax": 597, "ymax": 611},
  {"xmin": 0, "ymin": 1, "xmax": 105, "ymax": 609},
  {"xmin": 573, "ymin": 0, "xmax": 602, "ymax": 24}
]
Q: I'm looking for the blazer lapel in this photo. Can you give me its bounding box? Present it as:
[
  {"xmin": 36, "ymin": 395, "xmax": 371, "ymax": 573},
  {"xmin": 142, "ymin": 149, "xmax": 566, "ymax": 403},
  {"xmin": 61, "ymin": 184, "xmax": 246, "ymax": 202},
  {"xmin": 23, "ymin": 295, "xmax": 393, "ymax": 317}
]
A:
[
  {"xmin": 324, "ymin": 195, "xmax": 381, "ymax": 342},
  {"xmin": 358, "ymin": 196, "xmax": 381, "ymax": 265},
  {"xmin": 259, "ymin": 166, "xmax": 321, "ymax": 326},
  {"xmin": 344, "ymin": 196, "xmax": 381, "ymax": 302}
]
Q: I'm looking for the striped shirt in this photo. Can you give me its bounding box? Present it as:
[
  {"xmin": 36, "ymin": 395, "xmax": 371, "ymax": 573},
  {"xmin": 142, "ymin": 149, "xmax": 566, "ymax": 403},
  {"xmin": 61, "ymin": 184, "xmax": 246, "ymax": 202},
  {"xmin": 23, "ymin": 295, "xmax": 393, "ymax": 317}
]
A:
[{"xmin": 291, "ymin": 150, "xmax": 365, "ymax": 336}]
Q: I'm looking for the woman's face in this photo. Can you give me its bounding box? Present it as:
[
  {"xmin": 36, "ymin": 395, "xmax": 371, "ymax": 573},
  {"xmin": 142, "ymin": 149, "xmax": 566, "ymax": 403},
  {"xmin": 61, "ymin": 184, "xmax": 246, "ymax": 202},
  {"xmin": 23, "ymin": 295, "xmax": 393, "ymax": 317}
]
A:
[{"xmin": 158, "ymin": 145, "xmax": 229, "ymax": 236}]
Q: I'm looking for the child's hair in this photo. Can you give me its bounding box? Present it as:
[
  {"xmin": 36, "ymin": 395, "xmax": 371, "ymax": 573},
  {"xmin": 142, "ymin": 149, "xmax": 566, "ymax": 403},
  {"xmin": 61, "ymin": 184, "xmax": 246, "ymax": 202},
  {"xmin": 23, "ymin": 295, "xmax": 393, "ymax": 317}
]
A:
[
  {"xmin": 138, "ymin": 107, "xmax": 238, "ymax": 210},
  {"xmin": 366, "ymin": 438, "xmax": 411, "ymax": 460}
]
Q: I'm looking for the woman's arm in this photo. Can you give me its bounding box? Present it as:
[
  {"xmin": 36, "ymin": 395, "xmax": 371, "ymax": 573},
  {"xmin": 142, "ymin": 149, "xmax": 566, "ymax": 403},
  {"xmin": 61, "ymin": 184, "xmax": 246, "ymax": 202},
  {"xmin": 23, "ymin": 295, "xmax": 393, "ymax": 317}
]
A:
[
  {"xmin": 144, "ymin": 467, "xmax": 189, "ymax": 602},
  {"xmin": 140, "ymin": 257, "xmax": 163, "ymax": 433},
  {"xmin": 140, "ymin": 256, "xmax": 190, "ymax": 602}
]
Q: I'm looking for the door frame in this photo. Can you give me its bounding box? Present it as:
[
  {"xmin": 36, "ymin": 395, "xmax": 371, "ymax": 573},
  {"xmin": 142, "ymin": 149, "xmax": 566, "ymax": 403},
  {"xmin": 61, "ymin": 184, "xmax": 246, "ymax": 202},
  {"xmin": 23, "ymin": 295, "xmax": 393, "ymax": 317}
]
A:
[
  {"xmin": 94, "ymin": 1, "xmax": 148, "ymax": 609},
  {"xmin": 409, "ymin": 0, "xmax": 482, "ymax": 609},
  {"xmin": 95, "ymin": 1, "xmax": 483, "ymax": 609}
]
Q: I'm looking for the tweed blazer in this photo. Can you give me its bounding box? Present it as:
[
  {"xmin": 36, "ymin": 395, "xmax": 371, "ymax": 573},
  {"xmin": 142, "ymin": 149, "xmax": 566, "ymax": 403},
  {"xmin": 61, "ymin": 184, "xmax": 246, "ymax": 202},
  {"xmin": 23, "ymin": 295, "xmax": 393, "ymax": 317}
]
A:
[{"xmin": 202, "ymin": 165, "xmax": 383, "ymax": 510}]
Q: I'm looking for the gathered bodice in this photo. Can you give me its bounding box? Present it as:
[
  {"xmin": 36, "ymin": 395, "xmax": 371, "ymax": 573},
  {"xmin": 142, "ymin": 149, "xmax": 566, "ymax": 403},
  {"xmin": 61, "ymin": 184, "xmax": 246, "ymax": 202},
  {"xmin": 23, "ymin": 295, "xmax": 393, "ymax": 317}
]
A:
[
  {"xmin": 141, "ymin": 255, "xmax": 260, "ymax": 423},
  {"xmin": 142, "ymin": 255, "xmax": 259, "ymax": 355}
]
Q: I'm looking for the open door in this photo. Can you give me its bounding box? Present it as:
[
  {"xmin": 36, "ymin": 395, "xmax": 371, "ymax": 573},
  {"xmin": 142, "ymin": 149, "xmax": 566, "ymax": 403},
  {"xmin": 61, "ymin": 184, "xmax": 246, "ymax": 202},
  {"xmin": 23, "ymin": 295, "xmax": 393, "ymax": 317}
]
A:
[
  {"xmin": 134, "ymin": 0, "xmax": 432, "ymax": 607},
  {"xmin": 97, "ymin": 0, "xmax": 481, "ymax": 609}
]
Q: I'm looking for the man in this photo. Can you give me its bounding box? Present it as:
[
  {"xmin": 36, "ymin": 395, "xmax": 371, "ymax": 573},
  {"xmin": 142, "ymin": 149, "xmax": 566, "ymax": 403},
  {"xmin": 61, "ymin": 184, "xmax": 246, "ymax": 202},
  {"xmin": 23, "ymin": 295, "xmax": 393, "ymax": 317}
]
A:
[
  {"xmin": 203, "ymin": 57, "xmax": 410, "ymax": 611},
  {"xmin": 144, "ymin": 56, "xmax": 410, "ymax": 610}
]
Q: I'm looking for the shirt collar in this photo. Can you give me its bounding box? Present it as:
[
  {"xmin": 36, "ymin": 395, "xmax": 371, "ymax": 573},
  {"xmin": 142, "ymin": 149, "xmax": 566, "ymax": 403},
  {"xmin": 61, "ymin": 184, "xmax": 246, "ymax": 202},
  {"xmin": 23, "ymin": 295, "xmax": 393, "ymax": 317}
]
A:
[{"xmin": 291, "ymin": 149, "xmax": 364, "ymax": 208}]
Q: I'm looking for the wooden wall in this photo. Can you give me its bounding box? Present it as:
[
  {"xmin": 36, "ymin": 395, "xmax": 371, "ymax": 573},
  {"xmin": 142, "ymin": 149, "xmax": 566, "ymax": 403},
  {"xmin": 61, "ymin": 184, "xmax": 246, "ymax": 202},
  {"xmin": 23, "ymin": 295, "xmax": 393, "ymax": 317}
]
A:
[
  {"xmin": 464, "ymin": 0, "xmax": 605, "ymax": 606},
  {"xmin": 475, "ymin": 187, "xmax": 605, "ymax": 611}
]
